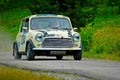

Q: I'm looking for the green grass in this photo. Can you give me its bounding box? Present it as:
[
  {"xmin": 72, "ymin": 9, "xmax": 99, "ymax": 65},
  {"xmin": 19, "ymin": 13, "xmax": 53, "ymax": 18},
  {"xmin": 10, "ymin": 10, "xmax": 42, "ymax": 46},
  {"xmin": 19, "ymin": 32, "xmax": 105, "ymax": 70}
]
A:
[{"xmin": 0, "ymin": 65, "xmax": 60, "ymax": 80}]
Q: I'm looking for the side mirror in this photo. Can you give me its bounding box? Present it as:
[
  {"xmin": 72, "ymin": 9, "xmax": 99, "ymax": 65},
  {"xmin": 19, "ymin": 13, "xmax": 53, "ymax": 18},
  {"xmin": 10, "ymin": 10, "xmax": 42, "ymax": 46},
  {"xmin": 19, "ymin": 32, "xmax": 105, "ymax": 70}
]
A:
[
  {"xmin": 74, "ymin": 28, "xmax": 77, "ymax": 31},
  {"xmin": 22, "ymin": 27, "xmax": 27, "ymax": 30},
  {"xmin": 22, "ymin": 27, "xmax": 28, "ymax": 33}
]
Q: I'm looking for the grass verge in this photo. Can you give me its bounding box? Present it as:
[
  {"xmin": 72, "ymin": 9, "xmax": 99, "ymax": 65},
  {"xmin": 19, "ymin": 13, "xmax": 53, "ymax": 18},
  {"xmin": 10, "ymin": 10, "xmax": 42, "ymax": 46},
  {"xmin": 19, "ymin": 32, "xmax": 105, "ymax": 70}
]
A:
[{"xmin": 0, "ymin": 65, "xmax": 60, "ymax": 80}]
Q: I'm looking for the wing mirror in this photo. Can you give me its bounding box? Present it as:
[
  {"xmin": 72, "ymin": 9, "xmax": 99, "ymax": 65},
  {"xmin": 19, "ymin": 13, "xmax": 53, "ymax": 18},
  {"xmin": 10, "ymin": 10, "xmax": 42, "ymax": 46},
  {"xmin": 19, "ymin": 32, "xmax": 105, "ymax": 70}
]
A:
[
  {"xmin": 22, "ymin": 27, "xmax": 28, "ymax": 32},
  {"xmin": 74, "ymin": 28, "xmax": 78, "ymax": 31},
  {"xmin": 22, "ymin": 27, "xmax": 27, "ymax": 30}
]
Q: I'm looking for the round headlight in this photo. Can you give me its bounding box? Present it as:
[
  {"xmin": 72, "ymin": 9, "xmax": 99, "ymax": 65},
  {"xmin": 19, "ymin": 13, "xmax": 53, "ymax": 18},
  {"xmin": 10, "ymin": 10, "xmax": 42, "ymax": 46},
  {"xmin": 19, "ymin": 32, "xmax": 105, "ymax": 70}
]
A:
[
  {"xmin": 36, "ymin": 33, "xmax": 42, "ymax": 41},
  {"xmin": 73, "ymin": 33, "xmax": 80, "ymax": 41}
]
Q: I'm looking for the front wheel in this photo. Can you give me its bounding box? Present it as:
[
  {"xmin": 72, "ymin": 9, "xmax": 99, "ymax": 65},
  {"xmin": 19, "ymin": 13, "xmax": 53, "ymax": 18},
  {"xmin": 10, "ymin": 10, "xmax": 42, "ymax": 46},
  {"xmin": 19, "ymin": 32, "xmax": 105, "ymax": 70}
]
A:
[
  {"xmin": 73, "ymin": 50, "xmax": 82, "ymax": 60},
  {"xmin": 26, "ymin": 43, "xmax": 35, "ymax": 60},
  {"xmin": 13, "ymin": 43, "xmax": 22, "ymax": 59}
]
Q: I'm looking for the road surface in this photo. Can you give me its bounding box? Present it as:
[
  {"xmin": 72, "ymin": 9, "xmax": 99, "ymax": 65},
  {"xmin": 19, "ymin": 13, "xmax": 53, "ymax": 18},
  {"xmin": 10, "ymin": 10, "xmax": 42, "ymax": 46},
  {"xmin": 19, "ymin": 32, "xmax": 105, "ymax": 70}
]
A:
[{"xmin": 0, "ymin": 28, "xmax": 120, "ymax": 80}]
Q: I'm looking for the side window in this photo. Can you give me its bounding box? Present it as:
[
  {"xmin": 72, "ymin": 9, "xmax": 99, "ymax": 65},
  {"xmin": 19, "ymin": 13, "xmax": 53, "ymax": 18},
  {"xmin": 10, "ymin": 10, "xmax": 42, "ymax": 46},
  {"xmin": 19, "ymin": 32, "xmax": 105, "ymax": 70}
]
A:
[
  {"xmin": 20, "ymin": 18, "xmax": 29, "ymax": 32},
  {"xmin": 20, "ymin": 19, "xmax": 29, "ymax": 45}
]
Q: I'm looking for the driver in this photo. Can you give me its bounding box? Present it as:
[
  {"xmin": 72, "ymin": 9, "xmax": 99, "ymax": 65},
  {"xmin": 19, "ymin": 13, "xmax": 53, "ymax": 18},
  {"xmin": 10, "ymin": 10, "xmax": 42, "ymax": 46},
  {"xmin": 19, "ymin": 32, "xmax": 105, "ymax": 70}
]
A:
[{"xmin": 49, "ymin": 20, "xmax": 59, "ymax": 28}]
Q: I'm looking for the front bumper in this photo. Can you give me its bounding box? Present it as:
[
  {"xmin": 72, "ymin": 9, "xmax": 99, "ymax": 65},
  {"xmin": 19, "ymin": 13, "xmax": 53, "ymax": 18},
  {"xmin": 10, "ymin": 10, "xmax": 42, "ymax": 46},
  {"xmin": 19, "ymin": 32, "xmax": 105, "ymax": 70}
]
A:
[{"xmin": 32, "ymin": 48, "xmax": 81, "ymax": 51}]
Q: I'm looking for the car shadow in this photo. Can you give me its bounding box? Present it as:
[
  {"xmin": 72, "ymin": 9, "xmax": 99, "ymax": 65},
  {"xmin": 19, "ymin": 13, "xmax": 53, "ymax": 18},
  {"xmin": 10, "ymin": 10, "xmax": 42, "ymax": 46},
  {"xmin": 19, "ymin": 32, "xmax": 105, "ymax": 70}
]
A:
[{"xmin": 21, "ymin": 57, "xmax": 73, "ymax": 61}]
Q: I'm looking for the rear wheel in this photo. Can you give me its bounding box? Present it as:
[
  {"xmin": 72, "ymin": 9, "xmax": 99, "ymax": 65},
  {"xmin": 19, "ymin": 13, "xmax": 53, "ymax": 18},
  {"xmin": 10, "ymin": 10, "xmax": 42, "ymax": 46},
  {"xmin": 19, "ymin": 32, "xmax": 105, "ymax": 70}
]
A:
[
  {"xmin": 26, "ymin": 43, "xmax": 35, "ymax": 60},
  {"xmin": 73, "ymin": 50, "xmax": 82, "ymax": 60},
  {"xmin": 56, "ymin": 56, "xmax": 63, "ymax": 60},
  {"xmin": 13, "ymin": 43, "xmax": 22, "ymax": 59}
]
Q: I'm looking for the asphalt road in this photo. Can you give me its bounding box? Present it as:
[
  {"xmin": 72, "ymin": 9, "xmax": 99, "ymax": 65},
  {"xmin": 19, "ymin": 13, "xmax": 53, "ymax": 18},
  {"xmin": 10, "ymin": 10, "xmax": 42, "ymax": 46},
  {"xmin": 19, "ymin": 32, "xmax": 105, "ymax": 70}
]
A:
[{"xmin": 0, "ymin": 28, "xmax": 120, "ymax": 80}]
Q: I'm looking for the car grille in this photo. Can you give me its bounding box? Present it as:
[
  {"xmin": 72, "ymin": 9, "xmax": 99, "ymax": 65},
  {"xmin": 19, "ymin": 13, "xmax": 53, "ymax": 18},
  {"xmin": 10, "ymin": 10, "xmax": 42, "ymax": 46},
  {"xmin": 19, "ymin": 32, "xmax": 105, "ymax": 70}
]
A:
[{"xmin": 42, "ymin": 38, "xmax": 74, "ymax": 48}]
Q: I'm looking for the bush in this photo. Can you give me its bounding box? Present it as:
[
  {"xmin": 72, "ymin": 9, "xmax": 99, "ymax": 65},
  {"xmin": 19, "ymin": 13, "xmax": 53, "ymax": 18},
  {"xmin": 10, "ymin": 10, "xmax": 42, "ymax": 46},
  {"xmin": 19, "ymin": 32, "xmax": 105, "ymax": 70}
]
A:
[
  {"xmin": 80, "ymin": 24, "xmax": 95, "ymax": 51},
  {"xmin": 90, "ymin": 27, "xmax": 120, "ymax": 54},
  {"xmin": 97, "ymin": 5, "xmax": 119, "ymax": 16}
]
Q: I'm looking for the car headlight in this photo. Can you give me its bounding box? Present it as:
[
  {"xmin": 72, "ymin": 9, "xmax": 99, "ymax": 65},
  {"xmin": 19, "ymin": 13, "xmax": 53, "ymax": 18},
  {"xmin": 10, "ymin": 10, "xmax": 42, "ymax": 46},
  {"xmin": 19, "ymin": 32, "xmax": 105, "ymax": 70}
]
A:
[
  {"xmin": 36, "ymin": 33, "xmax": 43, "ymax": 42},
  {"xmin": 73, "ymin": 33, "xmax": 80, "ymax": 42}
]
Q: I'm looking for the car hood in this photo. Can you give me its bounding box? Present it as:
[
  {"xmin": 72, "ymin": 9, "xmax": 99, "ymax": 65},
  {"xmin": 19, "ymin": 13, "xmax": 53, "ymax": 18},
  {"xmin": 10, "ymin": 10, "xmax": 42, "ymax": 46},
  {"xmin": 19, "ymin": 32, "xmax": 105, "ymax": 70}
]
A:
[{"xmin": 38, "ymin": 29, "xmax": 71, "ymax": 38}]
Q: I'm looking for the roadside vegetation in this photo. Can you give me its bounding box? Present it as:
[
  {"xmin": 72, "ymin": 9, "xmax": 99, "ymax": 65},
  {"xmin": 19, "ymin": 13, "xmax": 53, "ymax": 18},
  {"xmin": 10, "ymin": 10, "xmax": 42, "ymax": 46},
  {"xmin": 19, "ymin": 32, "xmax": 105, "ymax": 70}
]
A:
[
  {"xmin": 81, "ymin": 13, "xmax": 120, "ymax": 61},
  {"xmin": 0, "ymin": 0, "xmax": 120, "ymax": 61},
  {"xmin": 0, "ymin": 8, "xmax": 31, "ymax": 38},
  {"xmin": 0, "ymin": 65, "xmax": 61, "ymax": 80}
]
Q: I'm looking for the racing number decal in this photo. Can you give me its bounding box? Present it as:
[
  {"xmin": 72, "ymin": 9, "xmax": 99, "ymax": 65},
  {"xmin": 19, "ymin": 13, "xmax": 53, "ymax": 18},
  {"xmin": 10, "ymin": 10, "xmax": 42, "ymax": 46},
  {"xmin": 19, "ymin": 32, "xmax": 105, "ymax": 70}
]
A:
[{"xmin": 21, "ymin": 32, "xmax": 27, "ymax": 46}]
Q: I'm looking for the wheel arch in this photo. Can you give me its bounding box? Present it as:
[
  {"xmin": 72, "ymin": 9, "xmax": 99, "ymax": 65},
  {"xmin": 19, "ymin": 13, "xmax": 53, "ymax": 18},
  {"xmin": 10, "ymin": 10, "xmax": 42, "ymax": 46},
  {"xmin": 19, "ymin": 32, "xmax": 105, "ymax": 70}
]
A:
[{"xmin": 25, "ymin": 39, "xmax": 35, "ymax": 52}]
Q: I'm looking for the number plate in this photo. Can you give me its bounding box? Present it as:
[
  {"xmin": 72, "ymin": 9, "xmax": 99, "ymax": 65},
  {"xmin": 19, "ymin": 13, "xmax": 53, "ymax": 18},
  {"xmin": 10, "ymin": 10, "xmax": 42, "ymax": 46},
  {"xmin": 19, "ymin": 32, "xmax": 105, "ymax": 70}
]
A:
[{"xmin": 50, "ymin": 51, "xmax": 66, "ymax": 55}]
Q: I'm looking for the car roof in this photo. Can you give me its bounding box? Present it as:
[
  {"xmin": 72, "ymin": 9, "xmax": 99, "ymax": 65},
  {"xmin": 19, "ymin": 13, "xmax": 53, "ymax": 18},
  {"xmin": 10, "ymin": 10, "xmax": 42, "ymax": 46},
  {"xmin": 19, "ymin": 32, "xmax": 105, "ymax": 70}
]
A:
[{"xmin": 24, "ymin": 14, "xmax": 69, "ymax": 19}]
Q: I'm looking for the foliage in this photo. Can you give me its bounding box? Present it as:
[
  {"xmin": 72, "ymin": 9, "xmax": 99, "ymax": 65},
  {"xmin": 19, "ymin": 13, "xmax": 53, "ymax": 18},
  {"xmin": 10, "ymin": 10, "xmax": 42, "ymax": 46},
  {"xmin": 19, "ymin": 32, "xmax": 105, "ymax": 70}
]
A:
[
  {"xmin": 1, "ymin": 0, "xmax": 120, "ymax": 29},
  {"xmin": 107, "ymin": 0, "xmax": 120, "ymax": 14},
  {"xmin": 80, "ymin": 25, "xmax": 95, "ymax": 51},
  {"xmin": 0, "ymin": 0, "xmax": 31, "ymax": 11},
  {"xmin": 0, "ymin": 0, "xmax": 97, "ymax": 29},
  {"xmin": 83, "ymin": 14, "xmax": 120, "ymax": 61},
  {"xmin": 96, "ymin": 5, "xmax": 119, "ymax": 16},
  {"xmin": 0, "ymin": 8, "xmax": 31, "ymax": 38},
  {"xmin": 91, "ymin": 27, "xmax": 120, "ymax": 54},
  {"xmin": 0, "ymin": 66, "xmax": 59, "ymax": 80},
  {"xmin": 28, "ymin": 0, "xmax": 97, "ymax": 29}
]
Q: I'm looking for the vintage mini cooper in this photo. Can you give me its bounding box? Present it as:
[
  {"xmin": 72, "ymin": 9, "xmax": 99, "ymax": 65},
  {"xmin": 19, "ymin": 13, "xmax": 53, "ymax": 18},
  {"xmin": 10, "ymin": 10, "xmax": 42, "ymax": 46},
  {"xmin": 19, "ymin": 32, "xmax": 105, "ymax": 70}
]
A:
[{"xmin": 13, "ymin": 14, "xmax": 82, "ymax": 60}]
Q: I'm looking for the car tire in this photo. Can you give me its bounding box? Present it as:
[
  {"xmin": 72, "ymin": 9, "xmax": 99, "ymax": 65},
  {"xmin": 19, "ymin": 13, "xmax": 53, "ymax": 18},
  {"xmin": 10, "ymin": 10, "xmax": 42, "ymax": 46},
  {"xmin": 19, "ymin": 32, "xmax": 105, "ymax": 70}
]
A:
[
  {"xmin": 73, "ymin": 50, "xmax": 82, "ymax": 60},
  {"xmin": 56, "ymin": 56, "xmax": 63, "ymax": 60},
  {"xmin": 26, "ymin": 43, "xmax": 35, "ymax": 60},
  {"xmin": 13, "ymin": 43, "xmax": 22, "ymax": 59}
]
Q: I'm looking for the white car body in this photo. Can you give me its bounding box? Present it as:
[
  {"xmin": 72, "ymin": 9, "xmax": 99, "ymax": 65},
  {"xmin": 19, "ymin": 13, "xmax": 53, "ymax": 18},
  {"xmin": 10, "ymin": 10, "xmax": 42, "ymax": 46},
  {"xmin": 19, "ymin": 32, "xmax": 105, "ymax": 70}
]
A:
[{"xmin": 13, "ymin": 14, "xmax": 82, "ymax": 60}]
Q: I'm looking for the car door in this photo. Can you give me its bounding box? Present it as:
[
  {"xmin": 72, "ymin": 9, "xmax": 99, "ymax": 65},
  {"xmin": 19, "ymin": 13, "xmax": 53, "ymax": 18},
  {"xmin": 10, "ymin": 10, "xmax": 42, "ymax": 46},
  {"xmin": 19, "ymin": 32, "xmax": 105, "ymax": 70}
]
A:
[{"xmin": 19, "ymin": 18, "xmax": 29, "ymax": 52}]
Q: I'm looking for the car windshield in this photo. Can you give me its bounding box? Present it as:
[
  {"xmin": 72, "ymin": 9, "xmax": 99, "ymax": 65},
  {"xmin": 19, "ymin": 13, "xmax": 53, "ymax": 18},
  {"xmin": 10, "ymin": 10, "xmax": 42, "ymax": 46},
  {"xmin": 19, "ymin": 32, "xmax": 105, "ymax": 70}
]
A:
[{"xmin": 30, "ymin": 17, "xmax": 72, "ymax": 30}]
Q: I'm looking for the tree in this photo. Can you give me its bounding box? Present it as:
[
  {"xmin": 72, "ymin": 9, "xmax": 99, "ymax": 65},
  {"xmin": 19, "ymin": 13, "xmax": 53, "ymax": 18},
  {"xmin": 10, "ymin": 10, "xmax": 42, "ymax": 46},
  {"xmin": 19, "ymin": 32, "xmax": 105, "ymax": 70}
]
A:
[
  {"xmin": 28, "ymin": 0, "xmax": 59, "ymax": 14},
  {"xmin": 1, "ymin": 0, "xmax": 97, "ymax": 29},
  {"xmin": 0, "ymin": 0, "xmax": 31, "ymax": 11},
  {"xmin": 28, "ymin": 0, "xmax": 97, "ymax": 29},
  {"xmin": 107, "ymin": 0, "xmax": 120, "ymax": 14},
  {"xmin": 0, "ymin": 0, "xmax": 9, "ymax": 11}
]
